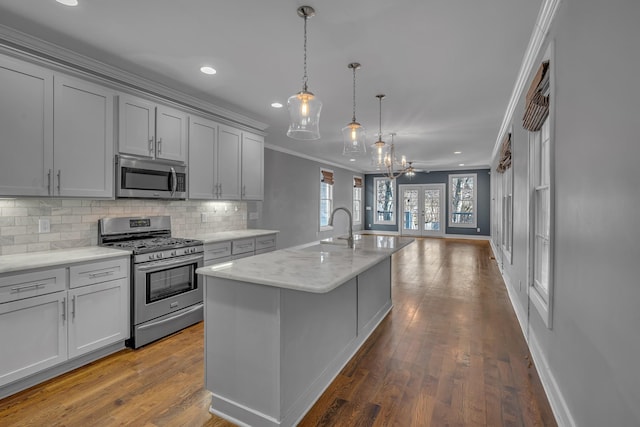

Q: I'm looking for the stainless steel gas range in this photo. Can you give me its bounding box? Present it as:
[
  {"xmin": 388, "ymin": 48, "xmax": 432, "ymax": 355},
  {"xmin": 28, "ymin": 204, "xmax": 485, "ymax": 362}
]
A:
[{"xmin": 98, "ymin": 216, "xmax": 203, "ymax": 348}]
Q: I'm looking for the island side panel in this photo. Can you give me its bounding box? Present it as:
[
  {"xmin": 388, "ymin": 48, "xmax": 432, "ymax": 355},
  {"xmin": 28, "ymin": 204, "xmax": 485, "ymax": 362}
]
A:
[
  {"xmin": 280, "ymin": 278, "xmax": 358, "ymax": 420},
  {"xmin": 357, "ymin": 256, "xmax": 392, "ymax": 336},
  {"xmin": 204, "ymin": 277, "xmax": 281, "ymax": 424}
]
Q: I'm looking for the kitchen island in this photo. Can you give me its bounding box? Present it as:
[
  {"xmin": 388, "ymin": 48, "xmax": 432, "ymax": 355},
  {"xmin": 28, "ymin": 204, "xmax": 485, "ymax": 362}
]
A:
[{"xmin": 196, "ymin": 235, "xmax": 413, "ymax": 427}]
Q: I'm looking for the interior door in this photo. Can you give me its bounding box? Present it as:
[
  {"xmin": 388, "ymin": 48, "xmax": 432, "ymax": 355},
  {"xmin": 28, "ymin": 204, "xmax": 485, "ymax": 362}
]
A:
[{"xmin": 400, "ymin": 184, "xmax": 445, "ymax": 237}]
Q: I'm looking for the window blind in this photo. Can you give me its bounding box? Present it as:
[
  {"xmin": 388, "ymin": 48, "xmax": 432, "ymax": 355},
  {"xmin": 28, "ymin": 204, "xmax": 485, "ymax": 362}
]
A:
[
  {"xmin": 321, "ymin": 170, "xmax": 334, "ymax": 185},
  {"xmin": 496, "ymin": 133, "xmax": 512, "ymax": 173},
  {"xmin": 523, "ymin": 60, "xmax": 550, "ymax": 132}
]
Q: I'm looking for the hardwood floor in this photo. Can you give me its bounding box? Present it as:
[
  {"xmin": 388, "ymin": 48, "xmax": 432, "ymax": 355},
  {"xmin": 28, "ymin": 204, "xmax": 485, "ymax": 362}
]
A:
[{"xmin": 0, "ymin": 238, "xmax": 556, "ymax": 426}]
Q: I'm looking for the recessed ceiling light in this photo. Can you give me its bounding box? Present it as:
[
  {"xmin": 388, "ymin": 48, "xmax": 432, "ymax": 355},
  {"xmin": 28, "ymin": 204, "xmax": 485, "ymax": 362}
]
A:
[
  {"xmin": 271, "ymin": 102, "xmax": 283, "ymax": 108},
  {"xmin": 349, "ymin": 158, "xmax": 356, "ymax": 162},
  {"xmin": 200, "ymin": 66, "xmax": 217, "ymax": 75},
  {"xmin": 56, "ymin": 0, "xmax": 78, "ymax": 5},
  {"xmin": 459, "ymin": 163, "xmax": 465, "ymax": 166},
  {"xmin": 454, "ymin": 151, "xmax": 462, "ymax": 154}
]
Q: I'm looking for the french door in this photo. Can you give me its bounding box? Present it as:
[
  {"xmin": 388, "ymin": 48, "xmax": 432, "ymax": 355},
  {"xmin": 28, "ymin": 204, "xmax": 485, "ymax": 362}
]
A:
[{"xmin": 400, "ymin": 184, "xmax": 445, "ymax": 237}]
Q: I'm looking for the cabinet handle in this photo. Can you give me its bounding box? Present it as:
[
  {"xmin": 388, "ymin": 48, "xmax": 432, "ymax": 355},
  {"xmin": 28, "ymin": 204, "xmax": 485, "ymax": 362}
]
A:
[
  {"xmin": 157, "ymin": 137, "xmax": 162, "ymax": 154},
  {"xmin": 209, "ymin": 249, "xmax": 229, "ymax": 255},
  {"xmin": 62, "ymin": 297, "xmax": 66, "ymax": 322},
  {"xmin": 217, "ymin": 183, "xmax": 222, "ymax": 197},
  {"xmin": 148, "ymin": 137, "xmax": 154, "ymax": 154},
  {"xmin": 57, "ymin": 170, "xmax": 61, "ymax": 194},
  {"xmin": 88, "ymin": 270, "xmax": 114, "ymax": 279},
  {"xmin": 47, "ymin": 169, "xmax": 52, "ymax": 195},
  {"xmin": 72, "ymin": 295, "xmax": 76, "ymax": 319},
  {"xmin": 10, "ymin": 283, "xmax": 46, "ymax": 293},
  {"xmin": 242, "ymin": 185, "xmax": 246, "ymax": 197}
]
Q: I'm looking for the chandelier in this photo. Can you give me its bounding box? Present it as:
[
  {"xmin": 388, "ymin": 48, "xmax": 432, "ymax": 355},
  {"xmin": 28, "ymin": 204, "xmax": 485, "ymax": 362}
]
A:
[
  {"xmin": 342, "ymin": 62, "xmax": 367, "ymax": 156},
  {"xmin": 287, "ymin": 6, "xmax": 322, "ymax": 140},
  {"xmin": 371, "ymin": 95, "xmax": 410, "ymax": 179}
]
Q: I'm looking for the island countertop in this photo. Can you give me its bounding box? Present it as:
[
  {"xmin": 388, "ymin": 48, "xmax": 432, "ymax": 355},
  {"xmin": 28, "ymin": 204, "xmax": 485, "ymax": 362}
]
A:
[{"xmin": 196, "ymin": 234, "xmax": 413, "ymax": 293}]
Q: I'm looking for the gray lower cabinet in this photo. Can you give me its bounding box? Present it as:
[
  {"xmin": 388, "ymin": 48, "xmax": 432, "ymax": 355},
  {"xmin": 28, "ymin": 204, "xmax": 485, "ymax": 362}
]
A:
[
  {"xmin": 0, "ymin": 257, "xmax": 130, "ymax": 395},
  {"xmin": 203, "ymin": 234, "xmax": 277, "ymax": 266}
]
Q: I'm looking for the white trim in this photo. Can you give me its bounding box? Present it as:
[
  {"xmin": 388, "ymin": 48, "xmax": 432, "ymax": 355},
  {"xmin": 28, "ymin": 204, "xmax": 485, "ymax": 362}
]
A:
[
  {"xmin": 319, "ymin": 168, "xmax": 334, "ymax": 231},
  {"xmin": 0, "ymin": 24, "xmax": 268, "ymax": 134},
  {"xmin": 372, "ymin": 177, "xmax": 396, "ymax": 225},
  {"xmin": 352, "ymin": 176, "xmax": 363, "ymax": 225},
  {"xmin": 528, "ymin": 331, "xmax": 577, "ymax": 427},
  {"xmin": 264, "ymin": 144, "xmax": 364, "ymax": 173},
  {"xmin": 491, "ymin": 0, "xmax": 562, "ymax": 161},
  {"xmin": 499, "ymin": 244, "xmax": 574, "ymax": 427},
  {"xmin": 448, "ymin": 173, "xmax": 478, "ymax": 229}
]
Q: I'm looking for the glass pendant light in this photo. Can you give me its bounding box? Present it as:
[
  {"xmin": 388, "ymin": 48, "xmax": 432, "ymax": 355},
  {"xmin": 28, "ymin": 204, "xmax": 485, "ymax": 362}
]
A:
[
  {"xmin": 372, "ymin": 94, "xmax": 386, "ymax": 169},
  {"xmin": 342, "ymin": 63, "xmax": 367, "ymax": 156},
  {"xmin": 287, "ymin": 6, "xmax": 322, "ymax": 140}
]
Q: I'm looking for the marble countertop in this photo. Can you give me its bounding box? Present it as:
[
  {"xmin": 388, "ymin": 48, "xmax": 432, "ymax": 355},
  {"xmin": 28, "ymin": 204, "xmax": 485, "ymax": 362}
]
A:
[
  {"xmin": 196, "ymin": 235, "xmax": 413, "ymax": 293},
  {"xmin": 0, "ymin": 247, "xmax": 132, "ymax": 275},
  {"xmin": 182, "ymin": 229, "xmax": 279, "ymax": 244}
]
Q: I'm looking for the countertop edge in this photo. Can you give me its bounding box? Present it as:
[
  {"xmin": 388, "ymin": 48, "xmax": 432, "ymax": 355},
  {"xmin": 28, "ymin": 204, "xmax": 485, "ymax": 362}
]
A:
[{"xmin": 0, "ymin": 247, "xmax": 132, "ymax": 275}]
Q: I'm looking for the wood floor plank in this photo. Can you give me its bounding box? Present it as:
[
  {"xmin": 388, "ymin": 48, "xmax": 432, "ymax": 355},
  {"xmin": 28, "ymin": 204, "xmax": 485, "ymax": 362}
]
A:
[{"xmin": 0, "ymin": 238, "xmax": 557, "ymax": 427}]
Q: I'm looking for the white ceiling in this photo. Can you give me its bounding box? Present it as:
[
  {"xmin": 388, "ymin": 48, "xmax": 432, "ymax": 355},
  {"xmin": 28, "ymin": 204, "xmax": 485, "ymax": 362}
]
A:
[{"xmin": 0, "ymin": 0, "xmax": 542, "ymax": 172}]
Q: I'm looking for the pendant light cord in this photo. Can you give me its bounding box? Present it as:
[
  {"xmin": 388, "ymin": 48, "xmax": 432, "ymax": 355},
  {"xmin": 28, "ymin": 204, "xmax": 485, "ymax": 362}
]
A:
[
  {"xmin": 352, "ymin": 66, "xmax": 357, "ymax": 123},
  {"xmin": 302, "ymin": 15, "xmax": 308, "ymax": 92}
]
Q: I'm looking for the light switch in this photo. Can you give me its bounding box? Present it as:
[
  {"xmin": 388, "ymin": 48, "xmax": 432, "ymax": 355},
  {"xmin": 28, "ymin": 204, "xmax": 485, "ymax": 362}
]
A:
[{"xmin": 38, "ymin": 219, "xmax": 50, "ymax": 233}]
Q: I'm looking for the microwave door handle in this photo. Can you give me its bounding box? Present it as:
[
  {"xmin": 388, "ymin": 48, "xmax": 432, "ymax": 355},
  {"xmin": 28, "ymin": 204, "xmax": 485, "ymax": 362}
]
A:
[{"xmin": 170, "ymin": 167, "xmax": 177, "ymax": 196}]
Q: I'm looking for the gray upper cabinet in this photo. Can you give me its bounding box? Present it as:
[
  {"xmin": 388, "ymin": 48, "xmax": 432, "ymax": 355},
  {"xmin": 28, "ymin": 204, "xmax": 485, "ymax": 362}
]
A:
[
  {"xmin": 53, "ymin": 75, "xmax": 114, "ymax": 198},
  {"xmin": 241, "ymin": 132, "xmax": 264, "ymax": 200},
  {"xmin": 188, "ymin": 116, "xmax": 218, "ymax": 199},
  {"xmin": 0, "ymin": 55, "xmax": 114, "ymax": 198},
  {"xmin": 0, "ymin": 56, "xmax": 54, "ymax": 197},
  {"xmin": 217, "ymin": 124, "xmax": 242, "ymax": 200},
  {"xmin": 188, "ymin": 117, "xmax": 264, "ymax": 201},
  {"xmin": 118, "ymin": 94, "xmax": 187, "ymax": 163}
]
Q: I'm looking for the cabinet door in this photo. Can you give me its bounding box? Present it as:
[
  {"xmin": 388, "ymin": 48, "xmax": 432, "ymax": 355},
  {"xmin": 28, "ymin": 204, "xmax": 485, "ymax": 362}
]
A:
[
  {"xmin": 0, "ymin": 56, "xmax": 53, "ymax": 196},
  {"xmin": 188, "ymin": 116, "xmax": 217, "ymax": 199},
  {"xmin": 156, "ymin": 105, "xmax": 187, "ymax": 163},
  {"xmin": 241, "ymin": 132, "xmax": 264, "ymax": 200},
  {"xmin": 217, "ymin": 124, "xmax": 242, "ymax": 200},
  {"xmin": 54, "ymin": 75, "xmax": 114, "ymax": 198},
  {"xmin": 67, "ymin": 278, "xmax": 129, "ymax": 359},
  {"xmin": 0, "ymin": 292, "xmax": 67, "ymax": 387},
  {"xmin": 118, "ymin": 94, "xmax": 155, "ymax": 158}
]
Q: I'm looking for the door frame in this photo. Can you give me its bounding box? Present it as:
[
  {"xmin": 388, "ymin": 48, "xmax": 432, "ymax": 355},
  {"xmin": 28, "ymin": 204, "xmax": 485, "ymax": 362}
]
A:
[{"xmin": 399, "ymin": 183, "xmax": 445, "ymax": 237}]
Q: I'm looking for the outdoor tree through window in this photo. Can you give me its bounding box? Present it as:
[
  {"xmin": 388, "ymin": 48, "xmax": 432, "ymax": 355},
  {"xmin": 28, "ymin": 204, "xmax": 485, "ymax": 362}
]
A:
[
  {"xmin": 374, "ymin": 177, "xmax": 395, "ymax": 225},
  {"xmin": 449, "ymin": 173, "xmax": 477, "ymax": 228}
]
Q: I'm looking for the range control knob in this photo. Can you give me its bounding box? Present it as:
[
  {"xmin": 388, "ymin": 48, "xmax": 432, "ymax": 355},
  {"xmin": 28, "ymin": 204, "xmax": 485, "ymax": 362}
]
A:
[
  {"xmin": 183, "ymin": 249, "xmax": 190, "ymax": 255},
  {"xmin": 156, "ymin": 253, "xmax": 163, "ymax": 259},
  {"xmin": 190, "ymin": 247, "xmax": 196, "ymax": 253},
  {"xmin": 148, "ymin": 255, "xmax": 154, "ymax": 260},
  {"xmin": 171, "ymin": 250, "xmax": 177, "ymax": 256}
]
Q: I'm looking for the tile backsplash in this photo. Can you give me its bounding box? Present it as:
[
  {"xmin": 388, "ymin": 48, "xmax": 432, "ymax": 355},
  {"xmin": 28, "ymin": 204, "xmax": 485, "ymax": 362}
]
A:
[{"xmin": 0, "ymin": 198, "xmax": 247, "ymax": 255}]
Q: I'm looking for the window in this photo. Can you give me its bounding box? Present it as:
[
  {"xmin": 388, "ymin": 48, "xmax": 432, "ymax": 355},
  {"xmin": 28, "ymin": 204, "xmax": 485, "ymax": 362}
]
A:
[
  {"xmin": 319, "ymin": 169, "xmax": 334, "ymax": 230},
  {"xmin": 530, "ymin": 117, "xmax": 552, "ymax": 327},
  {"xmin": 353, "ymin": 176, "xmax": 363, "ymax": 225},
  {"xmin": 374, "ymin": 177, "xmax": 395, "ymax": 225},
  {"xmin": 449, "ymin": 173, "xmax": 477, "ymax": 228},
  {"xmin": 502, "ymin": 161, "xmax": 513, "ymax": 263}
]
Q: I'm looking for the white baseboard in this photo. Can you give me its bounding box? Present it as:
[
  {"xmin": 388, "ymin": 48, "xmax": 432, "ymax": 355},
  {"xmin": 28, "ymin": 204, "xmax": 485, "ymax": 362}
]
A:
[{"xmin": 499, "ymin": 260, "xmax": 576, "ymax": 427}]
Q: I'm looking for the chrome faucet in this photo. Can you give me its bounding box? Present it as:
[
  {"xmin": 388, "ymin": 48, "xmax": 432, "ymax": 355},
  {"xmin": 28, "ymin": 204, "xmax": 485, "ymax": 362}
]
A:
[{"xmin": 329, "ymin": 207, "xmax": 354, "ymax": 248}]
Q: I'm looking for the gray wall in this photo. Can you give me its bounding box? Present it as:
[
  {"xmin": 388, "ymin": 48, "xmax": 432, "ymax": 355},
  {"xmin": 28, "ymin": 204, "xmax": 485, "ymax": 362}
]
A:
[
  {"xmin": 365, "ymin": 169, "xmax": 491, "ymax": 236},
  {"xmin": 259, "ymin": 148, "xmax": 363, "ymax": 250},
  {"xmin": 493, "ymin": 1, "xmax": 640, "ymax": 425}
]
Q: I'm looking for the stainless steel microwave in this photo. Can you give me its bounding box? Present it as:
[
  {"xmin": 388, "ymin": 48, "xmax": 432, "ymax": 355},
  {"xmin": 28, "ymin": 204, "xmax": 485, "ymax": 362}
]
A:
[{"xmin": 116, "ymin": 155, "xmax": 187, "ymax": 199}]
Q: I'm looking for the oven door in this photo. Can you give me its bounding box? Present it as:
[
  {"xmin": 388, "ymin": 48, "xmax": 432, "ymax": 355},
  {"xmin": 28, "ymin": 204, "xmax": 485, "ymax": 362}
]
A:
[{"xmin": 133, "ymin": 253, "xmax": 203, "ymax": 325}]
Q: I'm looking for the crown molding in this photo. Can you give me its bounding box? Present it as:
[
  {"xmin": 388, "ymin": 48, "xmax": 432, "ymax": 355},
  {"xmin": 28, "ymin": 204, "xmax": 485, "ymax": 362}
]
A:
[
  {"xmin": 264, "ymin": 143, "xmax": 364, "ymax": 174},
  {"xmin": 0, "ymin": 24, "xmax": 268, "ymax": 134},
  {"xmin": 491, "ymin": 0, "xmax": 562, "ymax": 161}
]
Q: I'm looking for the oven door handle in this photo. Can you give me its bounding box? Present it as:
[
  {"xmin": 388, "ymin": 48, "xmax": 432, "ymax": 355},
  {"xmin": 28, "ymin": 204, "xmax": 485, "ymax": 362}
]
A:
[
  {"xmin": 137, "ymin": 303, "xmax": 204, "ymax": 331},
  {"xmin": 137, "ymin": 254, "xmax": 203, "ymax": 272}
]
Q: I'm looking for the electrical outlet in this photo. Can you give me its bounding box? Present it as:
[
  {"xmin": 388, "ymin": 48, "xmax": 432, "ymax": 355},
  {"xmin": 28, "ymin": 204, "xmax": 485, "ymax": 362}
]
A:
[
  {"xmin": 477, "ymin": 227, "xmax": 480, "ymax": 232},
  {"xmin": 38, "ymin": 219, "xmax": 50, "ymax": 233},
  {"xmin": 201, "ymin": 213, "xmax": 207, "ymax": 223},
  {"xmin": 249, "ymin": 212, "xmax": 259, "ymax": 220}
]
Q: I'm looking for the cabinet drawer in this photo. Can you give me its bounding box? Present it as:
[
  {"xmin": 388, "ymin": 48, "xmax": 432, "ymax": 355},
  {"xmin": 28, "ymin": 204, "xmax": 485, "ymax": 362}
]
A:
[
  {"xmin": 232, "ymin": 238, "xmax": 255, "ymax": 255},
  {"xmin": 69, "ymin": 257, "xmax": 129, "ymax": 289},
  {"xmin": 204, "ymin": 242, "xmax": 232, "ymax": 261},
  {"xmin": 0, "ymin": 268, "xmax": 67, "ymax": 303},
  {"xmin": 255, "ymin": 235, "xmax": 277, "ymax": 251}
]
